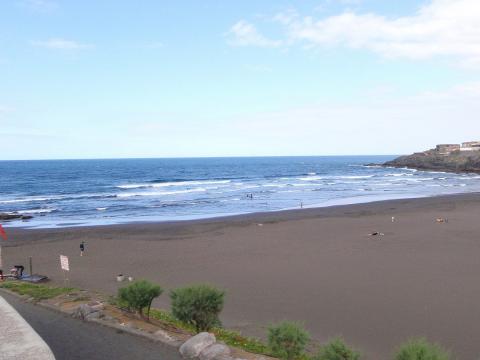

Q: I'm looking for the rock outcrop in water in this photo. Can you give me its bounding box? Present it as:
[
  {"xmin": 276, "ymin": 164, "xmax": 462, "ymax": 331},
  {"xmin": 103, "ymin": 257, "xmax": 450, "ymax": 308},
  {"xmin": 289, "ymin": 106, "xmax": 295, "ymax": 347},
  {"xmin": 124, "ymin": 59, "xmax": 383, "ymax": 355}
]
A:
[
  {"xmin": 383, "ymin": 148, "xmax": 480, "ymax": 173},
  {"xmin": 0, "ymin": 213, "xmax": 33, "ymax": 221}
]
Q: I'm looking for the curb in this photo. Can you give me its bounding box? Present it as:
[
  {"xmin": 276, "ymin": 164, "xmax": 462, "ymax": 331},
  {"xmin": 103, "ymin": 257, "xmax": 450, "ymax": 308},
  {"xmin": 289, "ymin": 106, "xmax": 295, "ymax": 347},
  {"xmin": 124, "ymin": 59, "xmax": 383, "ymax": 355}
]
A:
[{"xmin": 0, "ymin": 288, "xmax": 182, "ymax": 349}]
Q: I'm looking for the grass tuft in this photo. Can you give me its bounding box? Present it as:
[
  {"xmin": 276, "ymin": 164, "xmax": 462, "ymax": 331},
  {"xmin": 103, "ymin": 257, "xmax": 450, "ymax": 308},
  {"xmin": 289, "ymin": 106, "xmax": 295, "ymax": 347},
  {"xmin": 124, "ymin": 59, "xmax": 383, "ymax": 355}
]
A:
[{"xmin": 0, "ymin": 281, "xmax": 75, "ymax": 300}]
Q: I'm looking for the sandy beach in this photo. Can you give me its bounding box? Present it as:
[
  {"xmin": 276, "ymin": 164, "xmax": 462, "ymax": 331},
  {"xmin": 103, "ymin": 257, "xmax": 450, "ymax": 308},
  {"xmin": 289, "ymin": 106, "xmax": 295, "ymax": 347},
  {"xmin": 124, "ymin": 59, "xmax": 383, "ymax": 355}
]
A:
[{"xmin": 3, "ymin": 193, "xmax": 480, "ymax": 359}]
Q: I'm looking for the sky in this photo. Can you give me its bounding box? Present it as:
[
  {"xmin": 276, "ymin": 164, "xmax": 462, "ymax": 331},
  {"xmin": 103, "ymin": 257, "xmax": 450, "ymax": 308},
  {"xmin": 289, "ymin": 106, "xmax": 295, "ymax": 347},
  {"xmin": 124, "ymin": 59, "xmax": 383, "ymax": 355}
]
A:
[{"xmin": 1, "ymin": 0, "xmax": 480, "ymax": 160}]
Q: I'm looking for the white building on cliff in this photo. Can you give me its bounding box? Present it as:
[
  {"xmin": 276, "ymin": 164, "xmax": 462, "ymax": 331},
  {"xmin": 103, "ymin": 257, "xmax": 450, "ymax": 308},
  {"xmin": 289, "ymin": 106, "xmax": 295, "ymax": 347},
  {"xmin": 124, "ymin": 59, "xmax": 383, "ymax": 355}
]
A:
[{"xmin": 460, "ymin": 141, "xmax": 480, "ymax": 151}]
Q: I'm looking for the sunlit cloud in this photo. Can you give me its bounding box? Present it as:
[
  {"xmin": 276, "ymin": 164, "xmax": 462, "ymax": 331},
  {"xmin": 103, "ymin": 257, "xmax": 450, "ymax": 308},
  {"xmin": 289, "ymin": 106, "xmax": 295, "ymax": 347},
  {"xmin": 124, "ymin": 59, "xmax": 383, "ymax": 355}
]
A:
[
  {"xmin": 20, "ymin": 0, "xmax": 57, "ymax": 13},
  {"xmin": 31, "ymin": 38, "xmax": 92, "ymax": 50},
  {"xmin": 226, "ymin": 20, "xmax": 282, "ymax": 48},
  {"xmin": 229, "ymin": 0, "xmax": 480, "ymax": 67}
]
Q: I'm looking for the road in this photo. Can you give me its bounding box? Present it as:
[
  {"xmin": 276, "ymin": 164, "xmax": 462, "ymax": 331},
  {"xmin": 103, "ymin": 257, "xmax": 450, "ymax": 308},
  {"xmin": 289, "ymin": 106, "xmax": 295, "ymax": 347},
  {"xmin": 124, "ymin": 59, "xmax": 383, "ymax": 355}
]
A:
[{"xmin": 1, "ymin": 292, "xmax": 182, "ymax": 360}]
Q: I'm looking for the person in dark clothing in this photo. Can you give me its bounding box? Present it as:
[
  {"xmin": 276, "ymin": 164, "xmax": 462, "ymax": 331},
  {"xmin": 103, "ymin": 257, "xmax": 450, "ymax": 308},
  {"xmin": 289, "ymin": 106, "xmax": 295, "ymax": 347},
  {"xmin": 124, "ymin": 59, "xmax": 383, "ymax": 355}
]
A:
[{"xmin": 80, "ymin": 241, "xmax": 85, "ymax": 256}]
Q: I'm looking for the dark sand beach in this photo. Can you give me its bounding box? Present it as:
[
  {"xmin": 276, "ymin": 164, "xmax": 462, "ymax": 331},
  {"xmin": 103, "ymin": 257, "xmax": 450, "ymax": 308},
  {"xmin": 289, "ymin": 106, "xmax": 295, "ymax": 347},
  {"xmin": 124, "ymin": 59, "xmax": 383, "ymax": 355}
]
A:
[{"xmin": 3, "ymin": 193, "xmax": 480, "ymax": 359}]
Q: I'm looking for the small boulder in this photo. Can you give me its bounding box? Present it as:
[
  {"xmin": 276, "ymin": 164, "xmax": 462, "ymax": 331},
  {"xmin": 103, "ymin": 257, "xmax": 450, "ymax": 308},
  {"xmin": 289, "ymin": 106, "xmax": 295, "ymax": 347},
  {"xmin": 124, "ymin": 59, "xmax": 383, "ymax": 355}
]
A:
[
  {"xmin": 85, "ymin": 311, "xmax": 101, "ymax": 320},
  {"xmin": 199, "ymin": 343, "xmax": 231, "ymax": 360},
  {"xmin": 72, "ymin": 304, "xmax": 99, "ymax": 320},
  {"xmin": 88, "ymin": 301, "xmax": 104, "ymax": 311},
  {"xmin": 179, "ymin": 332, "xmax": 216, "ymax": 359}
]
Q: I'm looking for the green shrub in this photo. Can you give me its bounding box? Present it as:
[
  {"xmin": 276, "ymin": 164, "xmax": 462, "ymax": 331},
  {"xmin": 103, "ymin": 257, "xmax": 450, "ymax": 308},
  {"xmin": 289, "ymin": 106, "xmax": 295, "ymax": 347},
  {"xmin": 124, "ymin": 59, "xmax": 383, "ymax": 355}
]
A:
[
  {"xmin": 394, "ymin": 338, "xmax": 451, "ymax": 360},
  {"xmin": 267, "ymin": 321, "xmax": 310, "ymax": 360},
  {"xmin": 117, "ymin": 280, "xmax": 163, "ymax": 320},
  {"xmin": 313, "ymin": 337, "xmax": 361, "ymax": 360},
  {"xmin": 170, "ymin": 284, "xmax": 225, "ymax": 332}
]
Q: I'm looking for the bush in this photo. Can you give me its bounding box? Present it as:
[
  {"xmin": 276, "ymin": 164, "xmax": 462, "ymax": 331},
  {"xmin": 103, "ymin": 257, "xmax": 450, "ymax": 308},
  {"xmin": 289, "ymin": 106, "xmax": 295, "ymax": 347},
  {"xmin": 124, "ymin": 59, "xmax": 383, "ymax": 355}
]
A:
[
  {"xmin": 313, "ymin": 337, "xmax": 361, "ymax": 360},
  {"xmin": 267, "ymin": 321, "xmax": 310, "ymax": 360},
  {"xmin": 170, "ymin": 284, "xmax": 225, "ymax": 332},
  {"xmin": 117, "ymin": 280, "xmax": 163, "ymax": 320},
  {"xmin": 394, "ymin": 338, "xmax": 451, "ymax": 360}
]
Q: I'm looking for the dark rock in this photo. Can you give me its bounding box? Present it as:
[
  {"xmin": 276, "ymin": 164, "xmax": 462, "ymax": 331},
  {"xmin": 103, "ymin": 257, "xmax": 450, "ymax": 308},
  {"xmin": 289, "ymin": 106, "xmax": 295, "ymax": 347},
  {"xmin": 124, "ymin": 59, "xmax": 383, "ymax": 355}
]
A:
[
  {"xmin": 0, "ymin": 213, "xmax": 33, "ymax": 221},
  {"xmin": 71, "ymin": 304, "xmax": 102, "ymax": 320},
  {"xmin": 383, "ymin": 149, "xmax": 480, "ymax": 173}
]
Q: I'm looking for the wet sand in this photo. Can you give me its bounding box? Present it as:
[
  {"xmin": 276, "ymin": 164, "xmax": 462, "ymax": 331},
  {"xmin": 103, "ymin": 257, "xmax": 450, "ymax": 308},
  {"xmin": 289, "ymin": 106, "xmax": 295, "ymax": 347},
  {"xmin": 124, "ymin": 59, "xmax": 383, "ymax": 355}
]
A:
[{"xmin": 3, "ymin": 193, "xmax": 480, "ymax": 359}]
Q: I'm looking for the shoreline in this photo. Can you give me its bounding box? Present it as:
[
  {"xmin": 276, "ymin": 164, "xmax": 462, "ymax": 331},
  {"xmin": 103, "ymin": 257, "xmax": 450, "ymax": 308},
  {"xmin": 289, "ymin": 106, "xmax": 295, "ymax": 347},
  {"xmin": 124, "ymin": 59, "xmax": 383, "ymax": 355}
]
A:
[
  {"xmin": 4, "ymin": 190, "xmax": 479, "ymax": 233},
  {"xmin": 3, "ymin": 191, "xmax": 479, "ymax": 236},
  {"xmin": 3, "ymin": 192, "xmax": 480, "ymax": 359}
]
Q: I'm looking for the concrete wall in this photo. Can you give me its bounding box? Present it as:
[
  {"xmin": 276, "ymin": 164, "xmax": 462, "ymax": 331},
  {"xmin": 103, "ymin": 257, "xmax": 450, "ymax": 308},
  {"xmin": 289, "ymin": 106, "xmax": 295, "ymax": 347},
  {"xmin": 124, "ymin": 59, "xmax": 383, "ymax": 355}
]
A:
[{"xmin": 0, "ymin": 295, "xmax": 55, "ymax": 360}]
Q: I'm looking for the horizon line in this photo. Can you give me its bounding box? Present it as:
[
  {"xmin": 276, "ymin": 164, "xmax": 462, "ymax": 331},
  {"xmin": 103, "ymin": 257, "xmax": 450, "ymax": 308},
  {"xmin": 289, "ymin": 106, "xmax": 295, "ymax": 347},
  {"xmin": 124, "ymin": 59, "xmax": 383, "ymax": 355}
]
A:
[{"xmin": 0, "ymin": 154, "xmax": 401, "ymax": 161}]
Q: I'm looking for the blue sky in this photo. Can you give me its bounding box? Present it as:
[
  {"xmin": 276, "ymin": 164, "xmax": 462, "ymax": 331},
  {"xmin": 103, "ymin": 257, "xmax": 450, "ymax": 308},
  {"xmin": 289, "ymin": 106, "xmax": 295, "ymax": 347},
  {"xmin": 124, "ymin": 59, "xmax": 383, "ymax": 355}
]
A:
[{"xmin": 1, "ymin": 0, "xmax": 480, "ymax": 159}]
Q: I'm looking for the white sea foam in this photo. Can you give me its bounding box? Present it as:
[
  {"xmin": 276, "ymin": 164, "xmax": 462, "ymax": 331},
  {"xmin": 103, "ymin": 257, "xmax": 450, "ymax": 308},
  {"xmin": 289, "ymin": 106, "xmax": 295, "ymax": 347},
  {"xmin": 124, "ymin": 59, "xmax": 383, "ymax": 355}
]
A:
[
  {"xmin": 298, "ymin": 176, "xmax": 324, "ymax": 181},
  {"xmin": 426, "ymin": 171, "xmax": 448, "ymax": 174},
  {"xmin": 116, "ymin": 188, "xmax": 207, "ymax": 198},
  {"xmin": 0, "ymin": 193, "xmax": 115, "ymax": 204},
  {"xmin": 116, "ymin": 180, "xmax": 231, "ymax": 189},
  {"xmin": 384, "ymin": 173, "xmax": 414, "ymax": 177},
  {"xmin": 96, "ymin": 207, "xmax": 107, "ymax": 211},
  {"xmin": 236, "ymin": 185, "xmax": 260, "ymax": 190},
  {"xmin": 16, "ymin": 208, "xmax": 57, "ymax": 214},
  {"xmin": 339, "ymin": 175, "xmax": 375, "ymax": 179},
  {"xmin": 0, "ymin": 196, "xmax": 59, "ymax": 204}
]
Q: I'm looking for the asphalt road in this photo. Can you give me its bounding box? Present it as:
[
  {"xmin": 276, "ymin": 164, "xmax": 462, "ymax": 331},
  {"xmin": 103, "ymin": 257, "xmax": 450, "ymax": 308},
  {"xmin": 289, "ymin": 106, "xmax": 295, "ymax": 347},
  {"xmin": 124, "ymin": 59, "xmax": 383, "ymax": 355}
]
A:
[{"xmin": 1, "ymin": 292, "xmax": 182, "ymax": 360}]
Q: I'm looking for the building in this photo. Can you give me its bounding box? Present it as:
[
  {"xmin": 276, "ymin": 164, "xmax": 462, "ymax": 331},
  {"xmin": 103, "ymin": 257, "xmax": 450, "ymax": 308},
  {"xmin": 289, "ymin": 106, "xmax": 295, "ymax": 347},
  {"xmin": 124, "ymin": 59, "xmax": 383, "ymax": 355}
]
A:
[
  {"xmin": 436, "ymin": 144, "xmax": 460, "ymax": 154},
  {"xmin": 461, "ymin": 141, "xmax": 480, "ymax": 151}
]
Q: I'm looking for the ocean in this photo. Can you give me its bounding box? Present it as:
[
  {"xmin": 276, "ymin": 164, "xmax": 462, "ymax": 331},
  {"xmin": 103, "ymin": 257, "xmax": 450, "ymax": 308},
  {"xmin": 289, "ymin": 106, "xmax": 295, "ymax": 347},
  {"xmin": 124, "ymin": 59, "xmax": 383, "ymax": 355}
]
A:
[{"xmin": 1, "ymin": 156, "xmax": 480, "ymax": 228}]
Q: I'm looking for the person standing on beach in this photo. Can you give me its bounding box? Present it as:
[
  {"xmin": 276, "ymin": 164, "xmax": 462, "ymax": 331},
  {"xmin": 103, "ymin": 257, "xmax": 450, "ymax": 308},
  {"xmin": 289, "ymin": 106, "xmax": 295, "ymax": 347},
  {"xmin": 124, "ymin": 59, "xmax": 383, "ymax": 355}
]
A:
[{"xmin": 80, "ymin": 241, "xmax": 85, "ymax": 256}]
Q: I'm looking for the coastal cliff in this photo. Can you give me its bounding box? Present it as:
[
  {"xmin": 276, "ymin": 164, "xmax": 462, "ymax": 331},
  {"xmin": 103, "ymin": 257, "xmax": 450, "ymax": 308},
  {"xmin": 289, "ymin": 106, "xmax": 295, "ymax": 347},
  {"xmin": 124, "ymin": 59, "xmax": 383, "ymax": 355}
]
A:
[{"xmin": 384, "ymin": 149, "xmax": 480, "ymax": 173}]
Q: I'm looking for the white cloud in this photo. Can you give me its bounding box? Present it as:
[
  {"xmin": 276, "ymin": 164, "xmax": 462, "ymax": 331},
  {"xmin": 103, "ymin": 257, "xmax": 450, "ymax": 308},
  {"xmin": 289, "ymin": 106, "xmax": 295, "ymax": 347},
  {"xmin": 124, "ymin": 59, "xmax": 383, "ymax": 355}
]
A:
[
  {"xmin": 338, "ymin": 0, "xmax": 362, "ymax": 5},
  {"xmin": 220, "ymin": 81, "xmax": 480, "ymax": 155},
  {"xmin": 226, "ymin": 20, "xmax": 282, "ymax": 48},
  {"xmin": 417, "ymin": 81, "xmax": 480, "ymax": 101},
  {"xmin": 0, "ymin": 105, "xmax": 14, "ymax": 116},
  {"xmin": 20, "ymin": 0, "xmax": 57, "ymax": 13},
  {"xmin": 231, "ymin": 0, "xmax": 480, "ymax": 67},
  {"xmin": 32, "ymin": 38, "xmax": 92, "ymax": 50}
]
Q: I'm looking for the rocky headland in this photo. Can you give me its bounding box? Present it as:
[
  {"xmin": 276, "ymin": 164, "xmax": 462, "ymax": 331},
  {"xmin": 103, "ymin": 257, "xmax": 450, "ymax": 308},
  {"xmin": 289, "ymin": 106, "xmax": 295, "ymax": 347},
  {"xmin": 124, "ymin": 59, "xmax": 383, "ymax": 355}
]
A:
[{"xmin": 383, "ymin": 148, "xmax": 480, "ymax": 173}]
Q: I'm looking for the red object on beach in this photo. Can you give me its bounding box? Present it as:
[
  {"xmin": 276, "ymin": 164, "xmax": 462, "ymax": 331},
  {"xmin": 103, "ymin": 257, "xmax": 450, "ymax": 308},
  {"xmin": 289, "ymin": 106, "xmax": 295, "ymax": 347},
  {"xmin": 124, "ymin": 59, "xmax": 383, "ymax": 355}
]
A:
[{"xmin": 0, "ymin": 224, "xmax": 7, "ymax": 240}]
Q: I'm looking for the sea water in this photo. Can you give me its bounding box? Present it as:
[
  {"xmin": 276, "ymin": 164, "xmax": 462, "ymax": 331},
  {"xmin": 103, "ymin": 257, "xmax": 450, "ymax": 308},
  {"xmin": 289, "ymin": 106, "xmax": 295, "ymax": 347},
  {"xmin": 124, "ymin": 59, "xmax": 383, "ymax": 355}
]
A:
[{"xmin": 1, "ymin": 156, "xmax": 480, "ymax": 228}]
